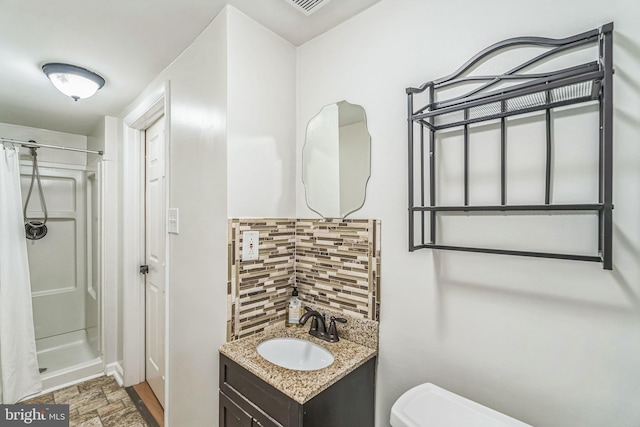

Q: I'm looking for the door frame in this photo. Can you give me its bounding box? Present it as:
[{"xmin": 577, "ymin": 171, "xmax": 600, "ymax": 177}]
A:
[{"xmin": 122, "ymin": 81, "xmax": 171, "ymax": 416}]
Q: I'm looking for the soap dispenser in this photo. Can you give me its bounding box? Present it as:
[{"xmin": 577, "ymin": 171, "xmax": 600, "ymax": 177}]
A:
[{"xmin": 287, "ymin": 287, "xmax": 301, "ymax": 326}]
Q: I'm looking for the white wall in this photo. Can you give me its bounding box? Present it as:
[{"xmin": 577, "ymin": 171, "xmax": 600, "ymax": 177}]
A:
[
  {"xmin": 297, "ymin": 1, "xmax": 640, "ymax": 426},
  {"xmin": 226, "ymin": 7, "xmax": 297, "ymax": 217},
  {"xmin": 119, "ymin": 10, "xmax": 229, "ymax": 427},
  {"xmin": 0, "ymin": 122, "xmax": 87, "ymax": 164},
  {"xmin": 117, "ymin": 6, "xmax": 298, "ymax": 425}
]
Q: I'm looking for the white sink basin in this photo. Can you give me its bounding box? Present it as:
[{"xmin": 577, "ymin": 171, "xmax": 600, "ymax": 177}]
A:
[{"xmin": 257, "ymin": 337, "xmax": 334, "ymax": 371}]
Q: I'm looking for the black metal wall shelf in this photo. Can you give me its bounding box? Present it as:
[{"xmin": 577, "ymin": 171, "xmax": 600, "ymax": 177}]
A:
[{"xmin": 406, "ymin": 23, "xmax": 614, "ymax": 270}]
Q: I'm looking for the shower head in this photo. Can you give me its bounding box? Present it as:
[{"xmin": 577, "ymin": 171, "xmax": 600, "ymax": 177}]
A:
[{"xmin": 25, "ymin": 221, "xmax": 48, "ymax": 240}]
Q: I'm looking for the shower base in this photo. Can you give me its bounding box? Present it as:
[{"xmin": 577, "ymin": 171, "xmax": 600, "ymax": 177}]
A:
[{"xmin": 36, "ymin": 329, "xmax": 104, "ymax": 393}]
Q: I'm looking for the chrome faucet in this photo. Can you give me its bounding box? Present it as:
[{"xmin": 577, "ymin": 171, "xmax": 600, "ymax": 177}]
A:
[{"xmin": 299, "ymin": 307, "xmax": 347, "ymax": 343}]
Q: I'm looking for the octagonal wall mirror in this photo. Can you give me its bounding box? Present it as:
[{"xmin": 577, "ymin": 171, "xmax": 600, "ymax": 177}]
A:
[{"xmin": 302, "ymin": 101, "xmax": 371, "ymax": 219}]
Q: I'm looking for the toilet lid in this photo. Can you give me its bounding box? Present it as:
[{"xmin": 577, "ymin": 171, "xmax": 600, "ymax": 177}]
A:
[{"xmin": 390, "ymin": 383, "xmax": 532, "ymax": 427}]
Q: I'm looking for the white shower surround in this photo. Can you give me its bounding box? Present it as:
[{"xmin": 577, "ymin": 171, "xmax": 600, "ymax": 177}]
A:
[
  {"xmin": 21, "ymin": 160, "xmax": 103, "ymax": 394},
  {"xmin": 0, "ymin": 122, "xmax": 105, "ymax": 398}
]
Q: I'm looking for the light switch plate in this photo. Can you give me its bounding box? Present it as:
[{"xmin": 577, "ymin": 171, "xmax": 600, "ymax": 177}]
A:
[
  {"xmin": 168, "ymin": 208, "xmax": 179, "ymax": 234},
  {"xmin": 242, "ymin": 231, "xmax": 259, "ymax": 261}
]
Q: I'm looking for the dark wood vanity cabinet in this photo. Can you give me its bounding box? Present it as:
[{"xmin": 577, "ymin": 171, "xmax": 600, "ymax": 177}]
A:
[{"xmin": 219, "ymin": 353, "xmax": 376, "ymax": 427}]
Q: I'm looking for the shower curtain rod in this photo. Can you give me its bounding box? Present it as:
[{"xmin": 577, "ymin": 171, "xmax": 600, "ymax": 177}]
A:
[{"xmin": 0, "ymin": 137, "xmax": 104, "ymax": 155}]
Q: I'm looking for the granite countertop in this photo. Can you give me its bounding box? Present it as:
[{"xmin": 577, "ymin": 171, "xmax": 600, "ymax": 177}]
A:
[{"xmin": 219, "ymin": 325, "xmax": 377, "ymax": 404}]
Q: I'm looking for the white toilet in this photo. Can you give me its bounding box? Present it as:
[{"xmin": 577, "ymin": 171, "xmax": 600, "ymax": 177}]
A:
[{"xmin": 391, "ymin": 383, "xmax": 532, "ymax": 427}]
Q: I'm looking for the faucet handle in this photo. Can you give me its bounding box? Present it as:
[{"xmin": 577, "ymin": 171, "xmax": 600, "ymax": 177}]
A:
[{"xmin": 327, "ymin": 316, "xmax": 347, "ymax": 342}]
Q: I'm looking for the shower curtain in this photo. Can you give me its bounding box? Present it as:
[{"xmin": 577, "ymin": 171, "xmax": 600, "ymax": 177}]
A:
[{"xmin": 0, "ymin": 145, "xmax": 42, "ymax": 403}]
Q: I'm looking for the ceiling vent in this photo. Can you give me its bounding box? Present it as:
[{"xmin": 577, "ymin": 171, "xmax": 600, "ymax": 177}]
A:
[{"xmin": 285, "ymin": 0, "xmax": 332, "ymax": 16}]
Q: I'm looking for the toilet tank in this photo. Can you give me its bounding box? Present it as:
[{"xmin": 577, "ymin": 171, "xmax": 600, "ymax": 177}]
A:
[{"xmin": 390, "ymin": 383, "xmax": 532, "ymax": 427}]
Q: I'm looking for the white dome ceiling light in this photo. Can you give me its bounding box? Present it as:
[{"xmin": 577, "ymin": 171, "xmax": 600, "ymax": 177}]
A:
[{"xmin": 42, "ymin": 63, "xmax": 105, "ymax": 101}]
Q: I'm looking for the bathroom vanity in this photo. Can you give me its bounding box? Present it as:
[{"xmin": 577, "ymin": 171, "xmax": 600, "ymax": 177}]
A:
[{"xmin": 219, "ymin": 326, "xmax": 377, "ymax": 427}]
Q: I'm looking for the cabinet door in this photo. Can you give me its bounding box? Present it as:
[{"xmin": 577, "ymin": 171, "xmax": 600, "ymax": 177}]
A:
[
  {"xmin": 220, "ymin": 391, "xmax": 253, "ymax": 427},
  {"xmin": 220, "ymin": 354, "xmax": 301, "ymax": 426}
]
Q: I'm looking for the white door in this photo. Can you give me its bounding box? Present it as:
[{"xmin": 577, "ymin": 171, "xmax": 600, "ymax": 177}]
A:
[{"xmin": 145, "ymin": 116, "xmax": 166, "ymax": 407}]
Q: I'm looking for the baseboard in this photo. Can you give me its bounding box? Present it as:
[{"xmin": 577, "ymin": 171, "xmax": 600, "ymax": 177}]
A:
[{"xmin": 105, "ymin": 361, "xmax": 124, "ymax": 386}]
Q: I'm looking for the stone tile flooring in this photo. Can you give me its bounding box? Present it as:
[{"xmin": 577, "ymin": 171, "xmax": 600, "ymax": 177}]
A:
[{"xmin": 22, "ymin": 376, "xmax": 148, "ymax": 427}]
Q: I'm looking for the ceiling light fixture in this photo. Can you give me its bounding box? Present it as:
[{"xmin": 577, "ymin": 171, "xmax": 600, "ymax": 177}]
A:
[{"xmin": 42, "ymin": 63, "xmax": 105, "ymax": 101}]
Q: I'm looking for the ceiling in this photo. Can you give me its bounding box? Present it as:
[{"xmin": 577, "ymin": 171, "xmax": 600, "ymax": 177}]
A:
[{"xmin": 0, "ymin": 0, "xmax": 380, "ymax": 136}]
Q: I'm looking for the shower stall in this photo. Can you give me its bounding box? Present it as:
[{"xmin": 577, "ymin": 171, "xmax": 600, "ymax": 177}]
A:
[{"xmin": 2, "ymin": 136, "xmax": 105, "ymax": 395}]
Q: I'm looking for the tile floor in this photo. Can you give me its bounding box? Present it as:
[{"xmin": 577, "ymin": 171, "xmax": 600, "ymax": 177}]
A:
[{"xmin": 22, "ymin": 376, "xmax": 148, "ymax": 427}]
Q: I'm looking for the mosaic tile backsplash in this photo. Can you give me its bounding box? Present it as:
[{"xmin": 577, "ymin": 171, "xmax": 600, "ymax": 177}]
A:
[
  {"xmin": 228, "ymin": 219, "xmax": 296, "ymax": 340},
  {"xmin": 228, "ymin": 218, "xmax": 381, "ymax": 341}
]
